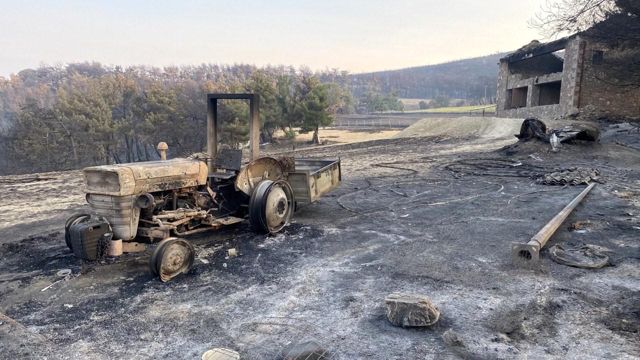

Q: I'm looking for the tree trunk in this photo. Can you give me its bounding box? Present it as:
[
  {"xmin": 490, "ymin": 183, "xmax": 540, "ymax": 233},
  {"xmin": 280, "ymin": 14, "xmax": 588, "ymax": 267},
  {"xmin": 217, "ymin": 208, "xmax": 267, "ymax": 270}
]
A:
[
  {"xmin": 56, "ymin": 118, "xmax": 79, "ymax": 166},
  {"xmin": 112, "ymin": 150, "xmax": 121, "ymax": 164},
  {"xmin": 70, "ymin": 137, "xmax": 79, "ymax": 166},
  {"xmin": 135, "ymin": 138, "xmax": 143, "ymax": 162},
  {"xmin": 105, "ymin": 145, "xmax": 111, "ymax": 165},
  {"xmin": 312, "ymin": 125, "xmax": 319, "ymax": 144},
  {"xmin": 45, "ymin": 131, "xmax": 51, "ymax": 172},
  {"xmin": 143, "ymin": 142, "xmax": 151, "ymax": 161},
  {"xmin": 124, "ymin": 134, "xmax": 132, "ymax": 163}
]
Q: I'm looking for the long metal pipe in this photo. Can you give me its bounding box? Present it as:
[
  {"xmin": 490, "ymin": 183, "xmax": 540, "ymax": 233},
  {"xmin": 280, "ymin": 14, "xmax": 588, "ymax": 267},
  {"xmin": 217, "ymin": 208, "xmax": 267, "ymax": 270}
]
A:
[
  {"xmin": 207, "ymin": 98, "xmax": 217, "ymax": 174},
  {"xmin": 512, "ymin": 182, "xmax": 596, "ymax": 267},
  {"xmin": 249, "ymin": 94, "xmax": 260, "ymax": 161},
  {"xmin": 532, "ymin": 182, "xmax": 596, "ymax": 249}
]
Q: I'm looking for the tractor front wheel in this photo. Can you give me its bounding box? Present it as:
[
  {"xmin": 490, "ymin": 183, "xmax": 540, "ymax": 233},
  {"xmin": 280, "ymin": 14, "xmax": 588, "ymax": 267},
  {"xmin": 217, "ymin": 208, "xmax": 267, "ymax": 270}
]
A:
[
  {"xmin": 149, "ymin": 237, "xmax": 195, "ymax": 282},
  {"xmin": 64, "ymin": 213, "xmax": 91, "ymax": 250}
]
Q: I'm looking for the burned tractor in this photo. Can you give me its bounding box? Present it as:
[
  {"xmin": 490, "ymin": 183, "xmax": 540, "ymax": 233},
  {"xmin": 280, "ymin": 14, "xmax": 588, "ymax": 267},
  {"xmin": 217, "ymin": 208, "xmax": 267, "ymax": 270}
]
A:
[{"xmin": 65, "ymin": 94, "xmax": 341, "ymax": 281}]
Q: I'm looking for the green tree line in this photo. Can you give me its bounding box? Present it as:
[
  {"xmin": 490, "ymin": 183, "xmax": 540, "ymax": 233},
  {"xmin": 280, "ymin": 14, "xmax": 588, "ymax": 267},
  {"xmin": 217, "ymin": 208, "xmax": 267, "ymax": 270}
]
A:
[{"xmin": 0, "ymin": 64, "xmax": 404, "ymax": 174}]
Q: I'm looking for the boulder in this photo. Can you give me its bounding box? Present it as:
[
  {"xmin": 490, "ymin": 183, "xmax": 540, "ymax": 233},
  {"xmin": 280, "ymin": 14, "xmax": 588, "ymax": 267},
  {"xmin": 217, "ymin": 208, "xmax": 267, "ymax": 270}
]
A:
[
  {"xmin": 280, "ymin": 340, "xmax": 328, "ymax": 360},
  {"xmin": 384, "ymin": 293, "xmax": 440, "ymax": 327},
  {"xmin": 201, "ymin": 348, "xmax": 240, "ymax": 360},
  {"xmin": 442, "ymin": 328, "xmax": 465, "ymax": 348}
]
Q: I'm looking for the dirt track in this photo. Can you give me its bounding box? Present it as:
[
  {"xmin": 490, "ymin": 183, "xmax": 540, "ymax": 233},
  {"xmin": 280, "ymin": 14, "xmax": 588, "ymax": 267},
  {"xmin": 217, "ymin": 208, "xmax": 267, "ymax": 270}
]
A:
[{"xmin": 1, "ymin": 121, "xmax": 639, "ymax": 359}]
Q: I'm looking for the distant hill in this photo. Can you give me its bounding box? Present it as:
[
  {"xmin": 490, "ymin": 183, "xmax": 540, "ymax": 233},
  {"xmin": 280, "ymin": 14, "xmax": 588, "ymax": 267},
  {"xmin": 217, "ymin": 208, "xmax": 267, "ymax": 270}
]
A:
[{"xmin": 349, "ymin": 53, "xmax": 507, "ymax": 101}]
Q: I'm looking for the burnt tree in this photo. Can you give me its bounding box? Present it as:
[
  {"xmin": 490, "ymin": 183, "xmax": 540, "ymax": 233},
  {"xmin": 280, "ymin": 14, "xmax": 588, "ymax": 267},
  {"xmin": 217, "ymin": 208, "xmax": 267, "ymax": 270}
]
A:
[{"xmin": 533, "ymin": 0, "xmax": 640, "ymax": 88}]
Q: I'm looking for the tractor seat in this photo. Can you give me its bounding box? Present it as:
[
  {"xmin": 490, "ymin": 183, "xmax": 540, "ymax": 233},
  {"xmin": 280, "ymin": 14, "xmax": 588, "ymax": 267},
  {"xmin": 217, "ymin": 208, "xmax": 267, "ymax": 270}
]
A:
[
  {"xmin": 214, "ymin": 148, "xmax": 242, "ymax": 171},
  {"xmin": 209, "ymin": 148, "xmax": 243, "ymax": 181}
]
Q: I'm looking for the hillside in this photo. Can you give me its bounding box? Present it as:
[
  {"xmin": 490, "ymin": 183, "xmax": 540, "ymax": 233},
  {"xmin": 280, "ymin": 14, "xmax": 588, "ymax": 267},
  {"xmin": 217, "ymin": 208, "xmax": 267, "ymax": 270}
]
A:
[{"xmin": 349, "ymin": 53, "xmax": 507, "ymax": 101}]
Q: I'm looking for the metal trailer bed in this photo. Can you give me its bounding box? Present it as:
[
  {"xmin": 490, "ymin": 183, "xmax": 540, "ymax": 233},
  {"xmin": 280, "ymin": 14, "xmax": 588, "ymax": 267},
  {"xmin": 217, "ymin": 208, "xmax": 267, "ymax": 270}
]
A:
[{"xmin": 288, "ymin": 159, "xmax": 341, "ymax": 205}]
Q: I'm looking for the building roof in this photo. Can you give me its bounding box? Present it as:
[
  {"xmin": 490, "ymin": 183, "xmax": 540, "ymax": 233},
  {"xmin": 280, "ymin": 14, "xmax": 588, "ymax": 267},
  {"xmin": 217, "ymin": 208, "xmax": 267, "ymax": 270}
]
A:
[{"xmin": 501, "ymin": 36, "xmax": 576, "ymax": 63}]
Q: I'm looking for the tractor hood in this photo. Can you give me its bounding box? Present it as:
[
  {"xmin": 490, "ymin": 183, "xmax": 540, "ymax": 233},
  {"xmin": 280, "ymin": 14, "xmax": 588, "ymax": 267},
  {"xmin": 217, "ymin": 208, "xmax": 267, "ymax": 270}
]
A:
[{"xmin": 83, "ymin": 159, "xmax": 208, "ymax": 196}]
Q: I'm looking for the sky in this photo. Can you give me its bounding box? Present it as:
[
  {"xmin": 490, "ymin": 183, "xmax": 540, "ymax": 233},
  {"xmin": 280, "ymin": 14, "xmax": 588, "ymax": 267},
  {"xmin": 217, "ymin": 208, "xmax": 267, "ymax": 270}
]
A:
[{"xmin": 0, "ymin": 0, "xmax": 548, "ymax": 77}]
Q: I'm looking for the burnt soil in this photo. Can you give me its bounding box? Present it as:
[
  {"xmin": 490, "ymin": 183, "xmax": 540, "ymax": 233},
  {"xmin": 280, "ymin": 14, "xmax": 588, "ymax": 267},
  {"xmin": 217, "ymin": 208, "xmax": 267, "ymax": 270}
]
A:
[{"xmin": 1, "ymin": 131, "xmax": 639, "ymax": 359}]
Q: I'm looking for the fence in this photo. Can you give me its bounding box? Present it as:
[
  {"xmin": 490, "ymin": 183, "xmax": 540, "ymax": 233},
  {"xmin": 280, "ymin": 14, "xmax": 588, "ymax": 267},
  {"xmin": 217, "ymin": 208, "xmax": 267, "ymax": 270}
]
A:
[{"xmin": 333, "ymin": 106, "xmax": 496, "ymax": 129}]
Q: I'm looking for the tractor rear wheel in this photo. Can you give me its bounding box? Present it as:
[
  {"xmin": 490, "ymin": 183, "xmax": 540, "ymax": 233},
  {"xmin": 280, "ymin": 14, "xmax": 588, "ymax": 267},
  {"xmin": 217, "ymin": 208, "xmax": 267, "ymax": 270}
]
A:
[{"xmin": 249, "ymin": 179, "xmax": 294, "ymax": 234}]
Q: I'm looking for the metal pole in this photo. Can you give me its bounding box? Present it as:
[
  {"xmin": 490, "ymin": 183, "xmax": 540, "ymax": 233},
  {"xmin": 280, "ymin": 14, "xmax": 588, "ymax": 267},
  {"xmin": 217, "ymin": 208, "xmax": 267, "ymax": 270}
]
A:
[
  {"xmin": 249, "ymin": 94, "xmax": 260, "ymax": 161},
  {"xmin": 207, "ymin": 98, "xmax": 217, "ymax": 174},
  {"xmin": 512, "ymin": 182, "xmax": 596, "ymax": 267}
]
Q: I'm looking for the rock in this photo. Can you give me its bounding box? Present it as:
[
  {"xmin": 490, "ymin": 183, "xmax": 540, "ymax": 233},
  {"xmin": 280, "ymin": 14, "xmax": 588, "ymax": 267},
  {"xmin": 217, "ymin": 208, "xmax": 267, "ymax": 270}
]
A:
[
  {"xmin": 488, "ymin": 306, "xmax": 525, "ymax": 334},
  {"xmin": 442, "ymin": 329, "xmax": 465, "ymax": 348},
  {"xmin": 280, "ymin": 340, "xmax": 328, "ymax": 360},
  {"xmin": 201, "ymin": 348, "xmax": 240, "ymax": 360},
  {"xmin": 493, "ymin": 333, "xmax": 512, "ymax": 343},
  {"xmin": 384, "ymin": 293, "xmax": 440, "ymax": 327},
  {"xmin": 442, "ymin": 329, "xmax": 473, "ymax": 358}
]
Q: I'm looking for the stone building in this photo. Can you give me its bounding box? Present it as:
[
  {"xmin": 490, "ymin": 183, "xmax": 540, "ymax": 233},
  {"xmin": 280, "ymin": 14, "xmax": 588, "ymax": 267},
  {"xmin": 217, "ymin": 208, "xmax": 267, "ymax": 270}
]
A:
[{"xmin": 496, "ymin": 34, "xmax": 640, "ymax": 120}]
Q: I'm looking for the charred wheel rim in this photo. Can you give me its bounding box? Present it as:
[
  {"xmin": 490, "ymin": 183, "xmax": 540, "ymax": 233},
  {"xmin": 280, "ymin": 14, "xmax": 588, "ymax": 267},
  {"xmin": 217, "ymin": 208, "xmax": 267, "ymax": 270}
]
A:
[
  {"xmin": 149, "ymin": 238, "xmax": 195, "ymax": 282},
  {"xmin": 249, "ymin": 180, "xmax": 294, "ymax": 233}
]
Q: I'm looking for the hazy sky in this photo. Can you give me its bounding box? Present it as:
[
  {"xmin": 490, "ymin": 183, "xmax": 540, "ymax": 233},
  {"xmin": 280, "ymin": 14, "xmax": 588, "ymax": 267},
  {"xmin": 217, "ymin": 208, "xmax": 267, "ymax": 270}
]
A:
[{"xmin": 0, "ymin": 0, "xmax": 547, "ymax": 77}]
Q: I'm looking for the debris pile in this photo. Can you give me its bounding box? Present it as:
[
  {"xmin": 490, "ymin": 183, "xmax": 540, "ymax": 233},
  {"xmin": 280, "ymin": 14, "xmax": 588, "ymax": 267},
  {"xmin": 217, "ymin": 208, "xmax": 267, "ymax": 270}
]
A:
[
  {"xmin": 537, "ymin": 167, "xmax": 602, "ymax": 185},
  {"xmin": 444, "ymin": 159, "xmax": 602, "ymax": 186},
  {"xmin": 515, "ymin": 118, "xmax": 548, "ymax": 141},
  {"xmin": 277, "ymin": 156, "xmax": 296, "ymax": 173},
  {"xmin": 515, "ymin": 117, "xmax": 600, "ymax": 144},
  {"xmin": 188, "ymin": 152, "xmax": 211, "ymax": 161},
  {"xmin": 548, "ymin": 243, "xmax": 610, "ymax": 269}
]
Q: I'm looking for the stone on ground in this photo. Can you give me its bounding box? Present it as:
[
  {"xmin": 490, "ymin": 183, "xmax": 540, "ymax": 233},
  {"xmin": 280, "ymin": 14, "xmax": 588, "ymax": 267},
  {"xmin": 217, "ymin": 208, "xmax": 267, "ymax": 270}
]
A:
[
  {"xmin": 442, "ymin": 328, "xmax": 465, "ymax": 348},
  {"xmin": 384, "ymin": 293, "xmax": 440, "ymax": 327},
  {"xmin": 280, "ymin": 340, "xmax": 328, "ymax": 360},
  {"xmin": 201, "ymin": 348, "xmax": 240, "ymax": 360}
]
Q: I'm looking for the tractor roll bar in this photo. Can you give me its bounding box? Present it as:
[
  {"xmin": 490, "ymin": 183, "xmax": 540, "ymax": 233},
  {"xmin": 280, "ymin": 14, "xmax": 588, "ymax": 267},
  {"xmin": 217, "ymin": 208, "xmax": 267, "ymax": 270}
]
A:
[{"xmin": 207, "ymin": 93, "xmax": 260, "ymax": 173}]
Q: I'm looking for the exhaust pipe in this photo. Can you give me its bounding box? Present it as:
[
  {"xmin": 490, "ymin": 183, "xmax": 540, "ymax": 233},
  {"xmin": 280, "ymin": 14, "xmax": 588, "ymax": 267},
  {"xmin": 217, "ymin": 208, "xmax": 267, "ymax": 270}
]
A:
[{"xmin": 157, "ymin": 142, "xmax": 168, "ymax": 160}]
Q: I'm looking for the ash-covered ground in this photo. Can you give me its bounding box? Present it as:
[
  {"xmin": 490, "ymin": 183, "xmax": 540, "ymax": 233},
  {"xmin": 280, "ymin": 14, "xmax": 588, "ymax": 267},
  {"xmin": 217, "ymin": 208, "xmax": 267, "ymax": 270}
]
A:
[{"xmin": 1, "ymin": 121, "xmax": 639, "ymax": 359}]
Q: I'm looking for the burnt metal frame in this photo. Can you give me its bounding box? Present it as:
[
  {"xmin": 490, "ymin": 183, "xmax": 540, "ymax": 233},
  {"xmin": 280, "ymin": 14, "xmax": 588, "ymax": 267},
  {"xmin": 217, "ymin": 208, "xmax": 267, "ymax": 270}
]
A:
[
  {"xmin": 207, "ymin": 93, "xmax": 260, "ymax": 173},
  {"xmin": 503, "ymin": 37, "xmax": 569, "ymax": 63}
]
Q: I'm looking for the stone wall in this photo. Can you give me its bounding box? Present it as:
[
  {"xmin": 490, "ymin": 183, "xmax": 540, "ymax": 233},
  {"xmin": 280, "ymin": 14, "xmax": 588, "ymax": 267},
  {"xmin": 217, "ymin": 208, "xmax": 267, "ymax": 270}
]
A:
[
  {"xmin": 495, "ymin": 62, "xmax": 510, "ymax": 114},
  {"xmin": 497, "ymin": 38, "xmax": 581, "ymax": 120},
  {"xmin": 496, "ymin": 35, "xmax": 639, "ymax": 121},
  {"xmin": 558, "ymin": 37, "xmax": 582, "ymax": 116},
  {"xmin": 497, "ymin": 104, "xmax": 562, "ymax": 119},
  {"xmin": 577, "ymin": 40, "xmax": 640, "ymax": 120}
]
